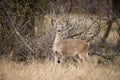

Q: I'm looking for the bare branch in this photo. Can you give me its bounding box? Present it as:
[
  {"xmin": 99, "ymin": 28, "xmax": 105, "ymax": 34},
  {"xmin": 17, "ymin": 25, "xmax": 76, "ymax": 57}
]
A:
[{"xmin": 7, "ymin": 14, "xmax": 35, "ymax": 54}]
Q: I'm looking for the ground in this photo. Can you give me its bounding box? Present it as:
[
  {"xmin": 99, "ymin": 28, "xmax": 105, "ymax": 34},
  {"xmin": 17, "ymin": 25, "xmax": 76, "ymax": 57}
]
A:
[{"xmin": 0, "ymin": 56, "xmax": 120, "ymax": 80}]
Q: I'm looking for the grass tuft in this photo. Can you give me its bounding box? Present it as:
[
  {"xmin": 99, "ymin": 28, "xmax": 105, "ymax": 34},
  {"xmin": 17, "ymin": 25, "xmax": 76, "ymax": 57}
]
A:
[{"xmin": 0, "ymin": 58, "xmax": 120, "ymax": 80}]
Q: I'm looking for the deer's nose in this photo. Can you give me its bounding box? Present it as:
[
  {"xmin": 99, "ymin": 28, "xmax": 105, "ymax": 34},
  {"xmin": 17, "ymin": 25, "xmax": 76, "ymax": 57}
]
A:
[
  {"xmin": 57, "ymin": 60, "xmax": 60, "ymax": 64},
  {"xmin": 58, "ymin": 30, "xmax": 61, "ymax": 32}
]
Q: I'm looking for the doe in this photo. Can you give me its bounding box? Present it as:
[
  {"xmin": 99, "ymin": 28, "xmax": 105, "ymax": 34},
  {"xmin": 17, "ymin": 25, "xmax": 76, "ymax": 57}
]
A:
[{"xmin": 52, "ymin": 19, "xmax": 90, "ymax": 64}]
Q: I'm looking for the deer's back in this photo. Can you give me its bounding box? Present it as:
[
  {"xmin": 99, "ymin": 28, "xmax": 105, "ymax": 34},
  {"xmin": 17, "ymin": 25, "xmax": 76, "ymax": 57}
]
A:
[{"xmin": 54, "ymin": 39, "xmax": 89, "ymax": 56}]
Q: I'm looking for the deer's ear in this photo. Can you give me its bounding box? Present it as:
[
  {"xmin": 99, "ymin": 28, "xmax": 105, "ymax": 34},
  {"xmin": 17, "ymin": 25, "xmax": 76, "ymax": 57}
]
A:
[
  {"xmin": 63, "ymin": 21, "xmax": 68, "ymax": 26},
  {"xmin": 51, "ymin": 19, "xmax": 56, "ymax": 25}
]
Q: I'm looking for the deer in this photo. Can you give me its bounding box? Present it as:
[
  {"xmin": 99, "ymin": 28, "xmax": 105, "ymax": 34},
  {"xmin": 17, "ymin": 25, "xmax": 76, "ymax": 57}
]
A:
[{"xmin": 52, "ymin": 18, "xmax": 90, "ymax": 64}]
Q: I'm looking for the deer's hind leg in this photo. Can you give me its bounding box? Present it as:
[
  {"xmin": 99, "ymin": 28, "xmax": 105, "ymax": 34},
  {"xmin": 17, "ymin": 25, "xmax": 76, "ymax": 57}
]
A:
[{"xmin": 78, "ymin": 53, "xmax": 88, "ymax": 64}]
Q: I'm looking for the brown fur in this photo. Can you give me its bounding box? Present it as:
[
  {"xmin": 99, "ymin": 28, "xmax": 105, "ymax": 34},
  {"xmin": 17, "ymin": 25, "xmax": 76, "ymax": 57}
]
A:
[
  {"xmin": 52, "ymin": 18, "xmax": 89, "ymax": 64},
  {"xmin": 53, "ymin": 33, "xmax": 89, "ymax": 64}
]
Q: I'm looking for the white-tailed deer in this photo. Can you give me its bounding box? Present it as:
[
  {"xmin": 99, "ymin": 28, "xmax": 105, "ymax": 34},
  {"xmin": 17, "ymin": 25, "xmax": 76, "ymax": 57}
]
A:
[{"xmin": 52, "ymin": 18, "xmax": 90, "ymax": 64}]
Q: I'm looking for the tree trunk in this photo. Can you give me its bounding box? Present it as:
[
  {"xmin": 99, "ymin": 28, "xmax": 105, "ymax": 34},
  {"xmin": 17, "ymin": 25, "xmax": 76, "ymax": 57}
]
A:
[
  {"xmin": 101, "ymin": 0, "xmax": 120, "ymax": 43},
  {"xmin": 112, "ymin": 0, "xmax": 120, "ymax": 18},
  {"xmin": 101, "ymin": 20, "xmax": 113, "ymax": 43},
  {"xmin": 117, "ymin": 25, "xmax": 120, "ymax": 48}
]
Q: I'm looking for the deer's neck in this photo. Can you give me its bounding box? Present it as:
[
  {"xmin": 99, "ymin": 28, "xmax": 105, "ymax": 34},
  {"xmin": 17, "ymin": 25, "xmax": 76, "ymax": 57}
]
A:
[{"xmin": 54, "ymin": 33, "xmax": 63, "ymax": 43}]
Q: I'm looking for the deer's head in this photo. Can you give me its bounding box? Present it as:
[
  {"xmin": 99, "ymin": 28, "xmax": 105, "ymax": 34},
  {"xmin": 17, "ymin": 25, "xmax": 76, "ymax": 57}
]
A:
[{"xmin": 51, "ymin": 18, "xmax": 68, "ymax": 33}]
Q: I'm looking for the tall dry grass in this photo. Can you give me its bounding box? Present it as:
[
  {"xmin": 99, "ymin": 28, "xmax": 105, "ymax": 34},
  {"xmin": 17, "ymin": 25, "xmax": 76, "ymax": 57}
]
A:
[{"xmin": 0, "ymin": 57, "xmax": 120, "ymax": 80}]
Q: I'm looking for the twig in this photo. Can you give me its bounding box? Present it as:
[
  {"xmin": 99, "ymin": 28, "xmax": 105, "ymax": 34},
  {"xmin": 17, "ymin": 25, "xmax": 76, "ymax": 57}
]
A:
[
  {"xmin": 14, "ymin": 26, "xmax": 35, "ymax": 53},
  {"xmin": 7, "ymin": 13, "xmax": 35, "ymax": 54},
  {"xmin": 95, "ymin": 53, "xmax": 112, "ymax": 60}
]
